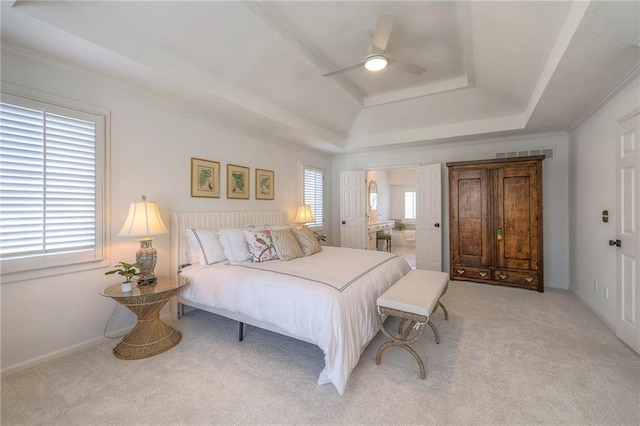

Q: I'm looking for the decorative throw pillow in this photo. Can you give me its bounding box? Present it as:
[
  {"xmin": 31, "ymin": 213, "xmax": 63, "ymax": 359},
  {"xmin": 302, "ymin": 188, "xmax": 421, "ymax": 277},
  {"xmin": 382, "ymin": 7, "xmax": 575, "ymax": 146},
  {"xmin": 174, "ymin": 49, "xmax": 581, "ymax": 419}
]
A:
[
  {"xmin": 244, "ymin": 229, "xmax": 279, "ymax": 262},
  {"xmin": 186, "ymin": 228, "xmax": 227, "ymax": 265},
  {"xmin": 291, "ymin": 227, "xmax": 322, "ymax": 256},
  {"xmin": 218, "ymin": 228, "xmax": 252, "ymax": 263},
  {"xmin": 270, "ymin": 229, "xmax": 304, "ymax": 261}
]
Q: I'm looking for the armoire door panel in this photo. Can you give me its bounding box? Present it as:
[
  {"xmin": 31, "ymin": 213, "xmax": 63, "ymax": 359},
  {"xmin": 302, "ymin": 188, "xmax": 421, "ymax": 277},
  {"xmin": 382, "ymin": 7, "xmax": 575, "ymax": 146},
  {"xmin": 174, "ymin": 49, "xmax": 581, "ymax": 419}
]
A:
[
  {"xmin": 496, "ymin": 166, "xmax": 539, "ymax": 270},
  {"xmin": 451, "ymin": 168, "xmax": 491, "ymax": 267}
]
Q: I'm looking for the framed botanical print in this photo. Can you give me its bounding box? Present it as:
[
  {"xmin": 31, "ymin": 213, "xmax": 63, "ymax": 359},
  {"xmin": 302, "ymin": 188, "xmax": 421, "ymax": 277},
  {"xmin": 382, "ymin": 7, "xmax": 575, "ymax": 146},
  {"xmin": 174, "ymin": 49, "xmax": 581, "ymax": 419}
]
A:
[
  {"xmin": 191, "ymin": 157, "xmax": 220, "ymax": 198},
  {"xmin": 227, "ymin": 164, "xmax": 250, "ymax": 199},
  {"xmin": 255, "ymin": 168, "xmax": 274, "ymax": 200}
]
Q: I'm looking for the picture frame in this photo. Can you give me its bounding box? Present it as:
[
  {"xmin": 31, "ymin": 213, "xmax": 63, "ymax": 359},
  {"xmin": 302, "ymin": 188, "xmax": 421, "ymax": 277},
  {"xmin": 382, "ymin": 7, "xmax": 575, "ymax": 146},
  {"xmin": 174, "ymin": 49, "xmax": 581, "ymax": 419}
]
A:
[
  {"xmin": 255, "ymin": 168, "xmax": 275, "ymax": 200},
  {"xmin": 191, "ymin": 157, "xmax": 220, "ymax": 198},
  {"xmin": 227, "ymin": 164, "xmax": 250, "ymax": 199}
]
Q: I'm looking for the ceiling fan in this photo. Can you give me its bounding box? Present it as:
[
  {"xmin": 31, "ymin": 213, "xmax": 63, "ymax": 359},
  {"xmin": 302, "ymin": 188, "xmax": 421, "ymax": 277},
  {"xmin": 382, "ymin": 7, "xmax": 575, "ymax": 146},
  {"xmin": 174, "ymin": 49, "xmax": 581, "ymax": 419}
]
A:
[{"xmin": 322, "ymin": 12, "xmax": 426, "ymax": 77}]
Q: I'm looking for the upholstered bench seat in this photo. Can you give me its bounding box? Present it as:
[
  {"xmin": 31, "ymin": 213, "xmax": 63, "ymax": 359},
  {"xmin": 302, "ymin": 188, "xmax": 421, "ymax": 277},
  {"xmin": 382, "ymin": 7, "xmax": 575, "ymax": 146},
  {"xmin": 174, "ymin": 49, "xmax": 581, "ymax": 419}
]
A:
[{"xmin": 376, "ymin": 270, "xmax": 449, "ymax": 379}]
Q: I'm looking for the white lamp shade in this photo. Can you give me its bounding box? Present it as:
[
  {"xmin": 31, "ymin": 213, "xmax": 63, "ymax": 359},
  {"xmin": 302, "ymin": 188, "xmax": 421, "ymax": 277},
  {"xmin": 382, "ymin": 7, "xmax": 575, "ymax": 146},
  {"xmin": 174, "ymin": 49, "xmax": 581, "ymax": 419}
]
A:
[
  {"xmin": 118, "ymin": 200, "xmax": 167, "ymax": 238},
  {"xmin": 294, "ymin": 205, "xmax": 315, "ymax": 225}
]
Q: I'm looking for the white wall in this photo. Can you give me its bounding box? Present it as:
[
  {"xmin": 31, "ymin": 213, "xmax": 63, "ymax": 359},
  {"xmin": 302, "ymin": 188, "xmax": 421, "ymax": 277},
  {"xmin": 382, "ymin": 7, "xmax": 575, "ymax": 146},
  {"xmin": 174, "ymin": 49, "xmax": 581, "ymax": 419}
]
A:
[
  {"xmin": 333, "ymin": 133, "xmax": 570, "ymax": 289},
  {"xmin": 0, "ymin": 50, "xmax": 331, "ymax": 373},
  {"xmin": 569, "ymin": 75, "xmax": 639, "ymax": 330}
]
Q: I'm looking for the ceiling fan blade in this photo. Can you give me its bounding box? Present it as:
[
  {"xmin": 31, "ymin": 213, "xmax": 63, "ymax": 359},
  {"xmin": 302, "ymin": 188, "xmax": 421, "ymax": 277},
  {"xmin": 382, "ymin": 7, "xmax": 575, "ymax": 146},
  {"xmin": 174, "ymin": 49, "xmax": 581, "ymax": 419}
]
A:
[
  {"xmin": 371, "ymin": 13, "xmax": 394, "ymax": 52},
  {"xmin": 388, "ymin": 58, "xmax": 426, "ymax": 75},
  {"xmin": 322, "ymin": 61, "xmax": 366, "ymax": 77}
]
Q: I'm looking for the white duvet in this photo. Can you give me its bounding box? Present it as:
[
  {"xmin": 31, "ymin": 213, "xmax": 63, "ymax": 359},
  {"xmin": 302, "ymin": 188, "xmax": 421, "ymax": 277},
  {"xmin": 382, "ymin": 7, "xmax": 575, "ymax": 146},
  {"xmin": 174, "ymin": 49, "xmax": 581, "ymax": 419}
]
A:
[{"xmin": 179, "ymin": 246, "xmax": 411, "ymax": 395}]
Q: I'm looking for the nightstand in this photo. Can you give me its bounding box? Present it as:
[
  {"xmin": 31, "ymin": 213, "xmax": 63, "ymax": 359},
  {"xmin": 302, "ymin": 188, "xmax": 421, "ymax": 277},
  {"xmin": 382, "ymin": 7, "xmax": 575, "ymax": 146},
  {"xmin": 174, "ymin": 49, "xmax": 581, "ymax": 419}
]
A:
[{"xmin": 100, "ymin": 276, "xmax": 189, "ymax": 360}]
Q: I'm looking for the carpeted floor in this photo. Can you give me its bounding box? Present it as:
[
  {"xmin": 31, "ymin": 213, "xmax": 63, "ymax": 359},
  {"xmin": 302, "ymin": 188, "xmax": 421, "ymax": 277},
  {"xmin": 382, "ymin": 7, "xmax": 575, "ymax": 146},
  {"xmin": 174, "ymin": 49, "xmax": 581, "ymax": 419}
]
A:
[{"xmin": 2, "ymin": 280, "xmax": 639, "ymax": 425}]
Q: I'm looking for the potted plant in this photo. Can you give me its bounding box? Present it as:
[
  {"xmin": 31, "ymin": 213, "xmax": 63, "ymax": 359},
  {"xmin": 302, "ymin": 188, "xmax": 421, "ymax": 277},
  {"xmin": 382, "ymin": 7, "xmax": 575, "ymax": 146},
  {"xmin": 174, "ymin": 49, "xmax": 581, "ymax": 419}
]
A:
[
  {"xmin": 105, "ymin": 261, "xmax": 141, "ymax": 292},
  {"xmin": 393, "ymin": 220, "xmax": 406, "ymax": 231},
  {"xmin": 313, "ymin": 230, "xmax": 327, "ymax": 243}
]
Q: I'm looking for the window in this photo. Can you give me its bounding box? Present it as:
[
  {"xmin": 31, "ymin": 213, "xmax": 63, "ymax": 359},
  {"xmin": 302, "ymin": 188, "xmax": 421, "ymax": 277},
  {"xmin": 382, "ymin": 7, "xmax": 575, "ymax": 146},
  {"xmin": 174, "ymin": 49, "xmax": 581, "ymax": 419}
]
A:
[
  {"xmin": 404, "ymin": 191, "xmax": 416, "ymax": 220},
  {"xmin": 0, "ymin": 91, "xmax": 106, "ymax": 280},
  {"xmin": 302, "ymin": 165, "xmax": 323, "ymax": 227}
]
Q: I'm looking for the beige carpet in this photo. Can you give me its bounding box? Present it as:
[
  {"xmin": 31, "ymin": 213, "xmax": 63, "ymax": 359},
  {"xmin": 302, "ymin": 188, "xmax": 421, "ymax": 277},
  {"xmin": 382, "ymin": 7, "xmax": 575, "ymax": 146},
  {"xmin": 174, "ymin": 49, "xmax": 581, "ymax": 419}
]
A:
[{"xmin": 2, "ymin": 280, "xmax": 639, "ymax": 425}]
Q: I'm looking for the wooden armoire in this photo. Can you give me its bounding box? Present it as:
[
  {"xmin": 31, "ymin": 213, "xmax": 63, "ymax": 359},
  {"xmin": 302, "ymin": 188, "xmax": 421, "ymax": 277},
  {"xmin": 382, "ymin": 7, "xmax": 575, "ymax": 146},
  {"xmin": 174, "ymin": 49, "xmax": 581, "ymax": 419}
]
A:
[{"xmin": 447, "ymin": 156, "xmax": 544, "ymax": 292}]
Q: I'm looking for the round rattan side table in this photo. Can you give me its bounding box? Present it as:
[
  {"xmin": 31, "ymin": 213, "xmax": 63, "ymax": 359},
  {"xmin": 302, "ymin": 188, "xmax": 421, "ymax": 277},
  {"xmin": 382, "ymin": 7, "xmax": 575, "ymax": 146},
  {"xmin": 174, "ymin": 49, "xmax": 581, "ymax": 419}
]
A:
[{"xmin": 100, "ymin": 276, "xmax": 189, "ymax": 360}]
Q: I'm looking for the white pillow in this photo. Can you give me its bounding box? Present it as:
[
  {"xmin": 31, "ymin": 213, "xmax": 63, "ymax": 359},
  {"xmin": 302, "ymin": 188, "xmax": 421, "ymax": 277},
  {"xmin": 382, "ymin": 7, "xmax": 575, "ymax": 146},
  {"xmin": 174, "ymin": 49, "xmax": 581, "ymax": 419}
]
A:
[
  {"xmin": 218, "ymin": 228, "xmax": 252, "ymax": 263},
  {"xmin": 186, "ymin": 229, "xmax": 226, "ymax": 265},
  {"xmin": 184, "ymin": 229, "xmax": 200, "ymax": 265}
]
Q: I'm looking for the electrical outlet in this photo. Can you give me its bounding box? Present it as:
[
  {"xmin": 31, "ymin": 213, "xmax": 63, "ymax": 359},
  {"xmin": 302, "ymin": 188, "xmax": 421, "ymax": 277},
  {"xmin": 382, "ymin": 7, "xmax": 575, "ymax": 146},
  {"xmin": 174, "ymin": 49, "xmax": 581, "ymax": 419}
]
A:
[
  {"xmin": 593, "ymin": 280, "xmax": 598, "ymax": 291},
  {"xmin": 605, "ymin": 287, "xmax": 609, "ymax": 300}
]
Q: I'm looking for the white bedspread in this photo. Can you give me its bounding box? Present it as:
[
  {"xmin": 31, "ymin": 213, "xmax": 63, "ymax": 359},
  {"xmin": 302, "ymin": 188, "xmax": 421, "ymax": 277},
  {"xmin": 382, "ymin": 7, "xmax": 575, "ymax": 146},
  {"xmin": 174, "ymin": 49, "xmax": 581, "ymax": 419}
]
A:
[{"xmin": 179, "ymin": 246, "xmax": 411, "ymax": 395}]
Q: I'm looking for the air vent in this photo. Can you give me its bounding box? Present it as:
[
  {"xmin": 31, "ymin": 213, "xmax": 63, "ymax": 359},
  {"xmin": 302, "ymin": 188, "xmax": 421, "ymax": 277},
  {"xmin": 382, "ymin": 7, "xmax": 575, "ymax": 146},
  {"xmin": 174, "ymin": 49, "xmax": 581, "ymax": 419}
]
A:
[{"xmin": 496, "ymin": 147, "xmax": 554, "ymax": 159}]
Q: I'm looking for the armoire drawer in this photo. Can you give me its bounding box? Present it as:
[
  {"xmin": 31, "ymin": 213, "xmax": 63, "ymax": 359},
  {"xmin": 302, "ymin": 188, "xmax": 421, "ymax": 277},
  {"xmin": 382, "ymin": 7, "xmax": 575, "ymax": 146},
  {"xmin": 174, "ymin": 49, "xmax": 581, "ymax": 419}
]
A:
[
  {"xmin": 493, "ymin": 270, "xmax": 539, "ymax": 287},
  {"xmin": 452, "ymin": 266, "xmax": 492, "ymax": 280}
]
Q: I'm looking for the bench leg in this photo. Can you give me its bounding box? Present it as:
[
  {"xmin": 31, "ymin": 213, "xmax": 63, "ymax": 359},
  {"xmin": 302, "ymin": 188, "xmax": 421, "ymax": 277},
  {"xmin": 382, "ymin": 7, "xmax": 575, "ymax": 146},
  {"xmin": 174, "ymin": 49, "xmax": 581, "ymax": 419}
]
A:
[
  {"xmin": 427, "ymin": 320, "xmax": 440, "ymax": 344},
  {"xmin": 438, "ymin": 300, "xmax": 449, "ymax": 321},
  {"xmin": 377, "ymin": 309, "xmax": 428, "ymax": 379},
  {"xmin": 376, "ymin": 340, "xmax": 426, "ymax": 380}
]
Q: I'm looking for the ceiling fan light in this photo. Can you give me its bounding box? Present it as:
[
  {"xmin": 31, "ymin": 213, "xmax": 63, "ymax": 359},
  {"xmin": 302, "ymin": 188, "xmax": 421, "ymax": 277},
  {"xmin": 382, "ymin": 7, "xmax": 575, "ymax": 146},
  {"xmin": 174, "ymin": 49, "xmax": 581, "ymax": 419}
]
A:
[{"xmin": 365, "ymin": 55, "xmax": 388, "ymax": 72}]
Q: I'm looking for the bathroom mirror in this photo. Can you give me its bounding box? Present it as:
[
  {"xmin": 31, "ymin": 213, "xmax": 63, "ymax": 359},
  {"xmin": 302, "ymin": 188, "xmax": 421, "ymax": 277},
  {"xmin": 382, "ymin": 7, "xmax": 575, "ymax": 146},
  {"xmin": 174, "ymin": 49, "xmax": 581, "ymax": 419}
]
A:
[{"xmin": 368, "ymin": 180, "xmax": 378, "ymax": 210}]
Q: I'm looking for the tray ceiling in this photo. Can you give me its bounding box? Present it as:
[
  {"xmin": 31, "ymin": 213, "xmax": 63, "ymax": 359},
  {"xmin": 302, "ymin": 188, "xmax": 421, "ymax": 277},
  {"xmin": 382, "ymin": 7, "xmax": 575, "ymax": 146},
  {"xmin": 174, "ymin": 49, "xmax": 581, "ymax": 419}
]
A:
[{"xmin": 2, "ymin": 1, "xmax": 639, "ymax": 153}]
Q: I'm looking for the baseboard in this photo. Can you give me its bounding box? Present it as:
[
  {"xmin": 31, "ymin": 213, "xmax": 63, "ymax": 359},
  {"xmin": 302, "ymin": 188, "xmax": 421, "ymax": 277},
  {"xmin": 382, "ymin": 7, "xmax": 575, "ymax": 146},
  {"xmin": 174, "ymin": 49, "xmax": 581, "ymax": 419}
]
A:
[
  {"xmin": 1, "ymin": 311, "xmax": 175, "ymax": 377},
  {"xmin": 571, "ymin": 288, "xmax": 617, "ymax": 332}
]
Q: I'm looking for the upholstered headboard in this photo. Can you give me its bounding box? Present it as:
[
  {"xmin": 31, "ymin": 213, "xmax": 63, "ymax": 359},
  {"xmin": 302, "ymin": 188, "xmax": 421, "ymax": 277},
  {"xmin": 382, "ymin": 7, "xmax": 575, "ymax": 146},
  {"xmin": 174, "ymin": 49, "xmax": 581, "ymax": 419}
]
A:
[{"xmin": 169, "ymin": 210, "xmax": 288, "ymax": 275}]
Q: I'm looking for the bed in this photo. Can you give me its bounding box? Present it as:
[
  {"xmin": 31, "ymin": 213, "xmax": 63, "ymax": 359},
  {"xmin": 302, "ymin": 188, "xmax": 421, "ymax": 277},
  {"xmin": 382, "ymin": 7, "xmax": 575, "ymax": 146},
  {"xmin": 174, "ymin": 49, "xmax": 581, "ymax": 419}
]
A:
[{"xmin": 170, "ymin": 211, "xmax": 411, "ymax": 395}]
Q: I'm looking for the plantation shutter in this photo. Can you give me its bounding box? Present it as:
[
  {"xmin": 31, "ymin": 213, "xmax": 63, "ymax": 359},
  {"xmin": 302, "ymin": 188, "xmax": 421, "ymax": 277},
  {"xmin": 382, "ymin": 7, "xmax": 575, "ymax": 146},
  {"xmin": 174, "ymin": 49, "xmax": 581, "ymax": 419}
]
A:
[
  {"xmin": 303, "ymin": 166, "xmax": 323, "ymax": 227},
  {"xmin": 0, "ymin": 99, "xmax": 97, "ymax": 262}
]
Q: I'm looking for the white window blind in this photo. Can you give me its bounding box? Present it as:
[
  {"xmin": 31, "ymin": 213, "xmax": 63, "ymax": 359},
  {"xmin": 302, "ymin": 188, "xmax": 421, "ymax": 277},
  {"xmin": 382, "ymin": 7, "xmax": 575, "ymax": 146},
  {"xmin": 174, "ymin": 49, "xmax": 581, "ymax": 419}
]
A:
[
  {"xmin": 303, "ymin": 166, "xmax": 323, "ymax": 227},
  {"xmin": 1, "ymin": 94, "xmax": 103, "ymax": 275}
]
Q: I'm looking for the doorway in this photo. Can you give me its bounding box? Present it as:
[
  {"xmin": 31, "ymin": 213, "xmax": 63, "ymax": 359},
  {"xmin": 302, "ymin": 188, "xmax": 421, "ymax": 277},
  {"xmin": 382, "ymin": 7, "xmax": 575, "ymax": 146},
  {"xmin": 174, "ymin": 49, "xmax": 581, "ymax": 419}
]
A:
[{"xmin": 367, "ymin": 167, "xmax": 417, "ymax": 268}]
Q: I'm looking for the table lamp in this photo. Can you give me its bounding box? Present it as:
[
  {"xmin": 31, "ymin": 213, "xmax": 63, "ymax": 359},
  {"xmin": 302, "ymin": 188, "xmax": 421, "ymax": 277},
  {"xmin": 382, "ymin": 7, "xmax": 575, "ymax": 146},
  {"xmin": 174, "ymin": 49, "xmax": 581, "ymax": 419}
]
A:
[
  {"xmin": 294, "ymin": 205, "xmax": 315, "ymax": 228},
  {"xmin": 118, "ymin": 195, "xmax": 167, "ymax": 284}
]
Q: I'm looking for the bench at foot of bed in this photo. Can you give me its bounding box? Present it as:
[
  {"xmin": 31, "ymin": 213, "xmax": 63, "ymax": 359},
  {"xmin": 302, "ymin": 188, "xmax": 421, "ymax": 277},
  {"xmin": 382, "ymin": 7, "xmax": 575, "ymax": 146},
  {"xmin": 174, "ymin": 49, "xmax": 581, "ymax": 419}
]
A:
[{"xmin": 375, "ymin": 270, "xmax": 449, "ymax": 379}]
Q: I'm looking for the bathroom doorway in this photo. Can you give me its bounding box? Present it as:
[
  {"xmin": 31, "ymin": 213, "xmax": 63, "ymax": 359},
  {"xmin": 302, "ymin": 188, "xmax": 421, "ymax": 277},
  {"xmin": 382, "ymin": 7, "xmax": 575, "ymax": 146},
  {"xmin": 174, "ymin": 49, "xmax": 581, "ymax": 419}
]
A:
[{"xmin": 366, "ymin": 167, "xmax": 417, "ymax": 269}]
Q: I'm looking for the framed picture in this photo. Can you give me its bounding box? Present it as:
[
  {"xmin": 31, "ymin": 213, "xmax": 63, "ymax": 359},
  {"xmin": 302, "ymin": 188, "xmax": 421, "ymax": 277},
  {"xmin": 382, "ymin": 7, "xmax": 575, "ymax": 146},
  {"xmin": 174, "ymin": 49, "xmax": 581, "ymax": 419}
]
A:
[
  {"xmin": 255, "ymin": 168, "xmax": 275, "ymax": 200},
  {"xmin": 191, "ymin": 157, "xmax": 220, "ymax": 198},
  {"xmin": 227, "ymin": 164, "xmax": 250, "ymax": 199}
]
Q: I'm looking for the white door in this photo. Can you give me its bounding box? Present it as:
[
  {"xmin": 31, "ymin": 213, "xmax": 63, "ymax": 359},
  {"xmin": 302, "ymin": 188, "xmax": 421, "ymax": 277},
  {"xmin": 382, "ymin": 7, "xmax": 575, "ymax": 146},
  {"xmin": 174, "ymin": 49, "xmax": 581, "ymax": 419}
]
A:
[
  {"xmin": 616, "ymin": 113, "xmax": 640, "ymax": 353},
  {"xmin": 416, "ymin": 164, "xmax": 442, "ymax": 270},
  {"xmin": 340, "ymin": 171, "xmax": 367, "ymax": 249}
]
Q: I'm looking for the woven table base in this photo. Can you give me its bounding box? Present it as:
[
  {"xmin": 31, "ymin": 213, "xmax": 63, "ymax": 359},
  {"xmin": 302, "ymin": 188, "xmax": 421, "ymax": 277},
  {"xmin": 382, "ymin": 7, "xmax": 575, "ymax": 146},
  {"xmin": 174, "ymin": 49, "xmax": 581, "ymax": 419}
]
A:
[
  {"xmin": 114, "ymin": 322, "xmax": 182, "ymax": 360},
  {"xmin": 111, "ymin": 286, "xmax": 183, "ymax": 360}
]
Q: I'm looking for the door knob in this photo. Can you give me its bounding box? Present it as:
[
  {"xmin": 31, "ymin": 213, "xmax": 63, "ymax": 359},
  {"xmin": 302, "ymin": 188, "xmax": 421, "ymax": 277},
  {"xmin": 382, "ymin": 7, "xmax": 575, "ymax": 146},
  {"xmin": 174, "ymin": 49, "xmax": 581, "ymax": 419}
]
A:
[
  {"xmin": 434, "ymin": 223, "xmax": 440, "ymax": 228},
  {"xmin": 609, "ymin": 239, "xmax": 621, "ymax": 247}
]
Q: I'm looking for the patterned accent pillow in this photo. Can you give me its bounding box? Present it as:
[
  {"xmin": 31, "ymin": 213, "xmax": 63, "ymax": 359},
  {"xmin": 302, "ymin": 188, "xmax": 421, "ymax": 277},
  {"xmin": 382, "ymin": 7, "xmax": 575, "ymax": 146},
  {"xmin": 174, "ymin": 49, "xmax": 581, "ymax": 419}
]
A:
[
  {"xmin": 271, "ymin": 229, "xmax": 304, "ymax": 261},
  {"xmin": 244, "ymin": 230, "xmax": 278, "ymax": 262},
  {"xmin": 291, "ymin": 227, "xmax": 322, "ymax": 256}
]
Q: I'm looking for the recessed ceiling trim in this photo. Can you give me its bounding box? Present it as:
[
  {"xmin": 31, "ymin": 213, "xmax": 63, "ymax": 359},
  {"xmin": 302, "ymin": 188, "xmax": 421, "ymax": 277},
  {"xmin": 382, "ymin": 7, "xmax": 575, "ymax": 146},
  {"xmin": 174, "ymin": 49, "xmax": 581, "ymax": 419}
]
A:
[
  {"xmin": 346, "ymin": 114, "xmax": 525, "ymax": 149},
  {"xmin": 524, "ymin": 0, "xmax": 590, "ymax": 124},
  {"xmin": 456, "ymin": 2, "xmax": 476, "ymax": 86},
  {"xmin": 242, "ymin": 1, "xmax": 364, "ymax": 106},
  {"xmin": 363, "ymin": 76, "xmax": 469, "ymax": 107}
]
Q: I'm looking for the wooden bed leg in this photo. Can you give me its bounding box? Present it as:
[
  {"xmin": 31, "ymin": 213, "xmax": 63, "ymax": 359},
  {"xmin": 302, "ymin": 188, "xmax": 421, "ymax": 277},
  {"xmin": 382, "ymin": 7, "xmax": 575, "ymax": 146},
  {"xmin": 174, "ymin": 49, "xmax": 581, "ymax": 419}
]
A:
[{"xmin": 239, "ymin": 322, "xmax": 244, "ymax": 342}]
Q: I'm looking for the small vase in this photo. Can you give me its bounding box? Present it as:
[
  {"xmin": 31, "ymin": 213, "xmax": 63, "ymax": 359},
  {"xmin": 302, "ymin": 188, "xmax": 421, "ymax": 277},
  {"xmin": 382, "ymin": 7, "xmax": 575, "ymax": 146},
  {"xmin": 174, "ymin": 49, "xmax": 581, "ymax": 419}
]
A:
[{"xmin": 121, "ymin": 281, "xmax": 133, "ymax": 292}]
